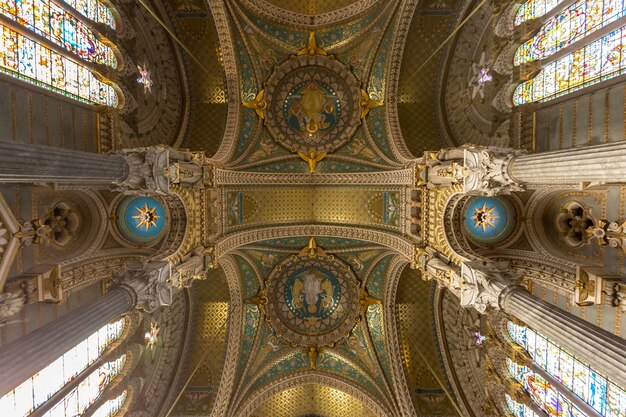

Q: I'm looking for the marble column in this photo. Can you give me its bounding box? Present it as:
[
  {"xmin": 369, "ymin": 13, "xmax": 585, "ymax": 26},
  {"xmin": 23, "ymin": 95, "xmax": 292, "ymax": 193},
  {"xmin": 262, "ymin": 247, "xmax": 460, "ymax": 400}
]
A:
[
  {"xmin": 0, "ymin": 260, "xmax": 171, "ymax": 398},
  {"xmin": 0, "ymin": 139, "xmax": 128, "ymax": 184},
  {"xmin": 509, "ymin": 141, "xmax": 626, "ymax": 185},
  {"xmin": 502, "ymin": 287, "xmax": 626, "ymax": 389},
  {"xmin": 0, "ymin": 286, "xmax": 135, "ymax": 397}
]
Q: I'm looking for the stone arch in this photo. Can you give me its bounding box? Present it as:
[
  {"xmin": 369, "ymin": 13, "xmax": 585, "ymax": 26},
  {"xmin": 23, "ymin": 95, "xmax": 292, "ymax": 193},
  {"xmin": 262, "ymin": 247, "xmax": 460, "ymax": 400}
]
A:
[{"xmin": 235, "ymin": 371, "xmax": 393, "ymax": 417}]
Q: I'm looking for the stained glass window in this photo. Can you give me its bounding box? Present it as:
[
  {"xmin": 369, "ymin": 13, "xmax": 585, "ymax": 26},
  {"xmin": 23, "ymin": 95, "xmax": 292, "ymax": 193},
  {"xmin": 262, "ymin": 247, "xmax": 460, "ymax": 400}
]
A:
[
  {"xmin": 515, "ymin": 0, "xmax": 626, "ymax": 65},
  {"xmin": 63, "ymin": 0, "xmax": 115, "ymax": 29},
  {"xmin": 507, "ymin": 358, "xmax": 587, "ymax": 416},
  {"xmin": 0, "ymin": 0, "xmax": 117, "ymax": 67},
  {"xmin": 513, "ymin": 26, "xmax": 626, "ymax": 105},
  {"xmin": 508, "ymin": 321, "xmax": 626, "ymax": 417},
  {"xmin": 90, "ymin": 390, "xmax": 127, "ymax": 417},
  {"xmin": 515, "ymin": 0, "xmax": 568, "ymax": 26},
  {"xmin": 506, "ymin": 393, "xmax": 541, "ymax": 417},
  {"xmin": 0, "ymin": 24, "xmax": 118, "ymax": 106},
  {"xmin": 0, "ymin": 319, "xmax": 124, "ymax": 417},
  {"xmin": 43, "ymin": 354, "xmax": 126, "ymax": 417}
]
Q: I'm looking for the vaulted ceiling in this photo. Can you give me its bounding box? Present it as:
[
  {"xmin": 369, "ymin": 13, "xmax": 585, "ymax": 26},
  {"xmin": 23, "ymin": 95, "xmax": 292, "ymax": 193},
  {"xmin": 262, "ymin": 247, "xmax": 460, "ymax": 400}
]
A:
[{"xmin": 156, "ymin": 0, "xmax": 476, "ymax": 415}]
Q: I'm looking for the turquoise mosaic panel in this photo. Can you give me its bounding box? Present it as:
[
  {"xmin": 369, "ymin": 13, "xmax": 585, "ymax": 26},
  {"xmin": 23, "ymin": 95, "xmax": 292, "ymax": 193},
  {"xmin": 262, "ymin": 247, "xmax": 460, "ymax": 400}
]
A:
[
  {"xmin": 366, "ymin": 254, "xmax": 393, "ymax": 300},
  {"xmin": 317, "ymin": 352, "xmax": 378, "ymax": 394},
  {"xmin": 237, "ymin": 304, "xmax": 260, "ymax": 380},
  {"xmin": 235, "ymin": 255, "xmax": 260, "ymax": 299},
  {"xmin": 250, "ymin": 351, "xmax": 309, "ymax": 392},
  {"xmin": 367, "ymin": 304, "xmax": 392, "ymax": 383}
]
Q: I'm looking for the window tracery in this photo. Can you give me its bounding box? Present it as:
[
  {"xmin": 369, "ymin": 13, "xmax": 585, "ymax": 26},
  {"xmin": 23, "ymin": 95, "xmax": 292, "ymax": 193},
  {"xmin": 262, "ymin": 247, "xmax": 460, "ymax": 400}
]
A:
[
  {"xmin": 43, "ymin": 354, "xmax": 126, "ymax": 417},
  {"xmin": 508, "ymin": 321, "xmax": 626, "ymax": 416},
  {"xmin": 515, "ymin": 0, "xmax": 569, "ymax": 26},
  {"xmin": 0, "ymin": 0, "xmax": 118, "ymax": 67},
  {"xmin": 63, "ymin": 0, "xmax": 116, "ymax": 29},
  {"xmin": 91, "ymin": 390, "xmax": 127, "ymax": 417},
  {"xmin": 506, "ymin": 393, "xmax": 541, "ymax": 417},
  {"xmin": 0, "ymin": 319, "xmax": 124, "ymax": 417}
]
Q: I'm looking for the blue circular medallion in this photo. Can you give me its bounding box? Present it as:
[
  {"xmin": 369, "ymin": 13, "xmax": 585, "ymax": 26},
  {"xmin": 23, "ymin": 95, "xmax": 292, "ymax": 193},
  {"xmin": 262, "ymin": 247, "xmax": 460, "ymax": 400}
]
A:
[
  {"xmin": 116, "ymin": 196, "xmax": 166, "ymax": 244},
  {"xmin": 284, "ymin": 266, "xmax": 342, "ymax": 321},
  {"xmin": 463, "ymin": 196, "xmax": 516, "ymax": 245}
]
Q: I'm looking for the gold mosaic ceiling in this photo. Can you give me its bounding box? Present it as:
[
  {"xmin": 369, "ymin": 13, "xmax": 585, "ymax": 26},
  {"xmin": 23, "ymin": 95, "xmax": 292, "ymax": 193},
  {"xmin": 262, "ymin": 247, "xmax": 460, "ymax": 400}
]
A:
[
  {"xmin": 249, "ymin": 384, "xmax": 377, "ymax": 417},
  {"xmin": 264, "ymin": 0, "xmax": 362, "ymax": 14}
]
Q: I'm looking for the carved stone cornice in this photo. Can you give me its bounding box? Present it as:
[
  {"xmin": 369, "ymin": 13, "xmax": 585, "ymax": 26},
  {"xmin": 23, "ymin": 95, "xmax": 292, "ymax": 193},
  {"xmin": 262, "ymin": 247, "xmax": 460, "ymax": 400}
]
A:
[
  {"xmin": 214, "ymin": 225, "xmax": 414, "ymax": 261},
  {"xmin": 215, "ymin": 168, "xmax": 414, "ymax": 185},
  {"xmin": 238, "ymin": 0, "xmax": 383, "ymax": 27},
  {"xmin": 235, "ymin": 371, "xmax": 393, "ymax": 417}
]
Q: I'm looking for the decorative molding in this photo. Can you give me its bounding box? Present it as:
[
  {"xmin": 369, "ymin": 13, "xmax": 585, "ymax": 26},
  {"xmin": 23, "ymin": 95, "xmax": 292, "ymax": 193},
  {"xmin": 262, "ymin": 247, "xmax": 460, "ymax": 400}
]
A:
[
  {"xmin": 238, "ymin": 0, "xmax": 383, "ymax": 27},
  {"xmin": 235, "ymin": 371, "xmax": 393, "ymax": 417},
  {"xmin": 384, "ymin": 0, "xmax": 420, "ymax": 163},
  {"xmin": 215, "ymin": 168, "xmax": 414, "ymax": 185},
  {"xmin": 207, "ymin": 0, "xmax": 242, "ymax": 165},
  {"xmin": 212, "ymin": 256, "xmax": 244, "ymax": 417},
  {"xmin": 383, "ymin": 257, "xmax": 416, "ymax": 417},
  {"xmin": 215, "ymin": 225, "xmax": 415, "ymax": 261}
]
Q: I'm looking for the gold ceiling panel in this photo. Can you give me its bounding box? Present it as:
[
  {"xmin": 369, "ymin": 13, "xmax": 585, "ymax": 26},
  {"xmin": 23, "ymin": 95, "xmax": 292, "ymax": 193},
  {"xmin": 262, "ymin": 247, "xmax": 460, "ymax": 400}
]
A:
[
  {"xmin": 396, "ymin": 267, "xmax": 459, "ymax": 415},
  {"xmin": 174, "ymin": 10, "xmax": 228, "ymax": 156},
  {"xmin": 397, "ymin": 1, "xmax": 460, "ymax": 156},
  {"xmin": 173, "ymin": 269, "xmax": 230, "ymax": 414},
  {"xmin": 224, "ymin": 186, "xmax": 403, "ymax": 231},
  {"xmin": 250, "ymin": 384, "xmax": 377, "ymax": 417},
  {"xmin": 262, "ymin": 0, "xmax": 361, "ymax": 15}
]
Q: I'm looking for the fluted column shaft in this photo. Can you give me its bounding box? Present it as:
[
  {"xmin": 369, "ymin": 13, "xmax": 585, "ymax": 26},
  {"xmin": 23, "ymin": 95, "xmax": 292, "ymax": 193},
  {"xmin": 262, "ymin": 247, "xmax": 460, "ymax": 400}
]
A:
[
  {"xmin": 0, "ymin": 286, "xmax": 135, "ymax": 397},
  {"xmin": 0, "ymin": 139, "xmax": 128, "ymax": 183},
  {"xmin": 502, "ymin": 287, "xmax": 626, "ymax": 389},
  {"xmin": 509, "ymin": 141, "xmax": 626, "ymax": 184}
]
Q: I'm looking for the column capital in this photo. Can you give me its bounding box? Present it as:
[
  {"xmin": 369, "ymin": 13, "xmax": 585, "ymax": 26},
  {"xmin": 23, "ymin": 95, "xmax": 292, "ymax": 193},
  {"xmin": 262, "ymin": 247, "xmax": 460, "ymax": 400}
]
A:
[
  {"xmin": 114, "ymin": 146, "xmax": 213, "ymax": 194},
  {"xmin": 115, "ymin": 260, "xmax": 173, "ymax": 313},
  {"xmin": 459, "ymin": 260, "xmax": 523, "ymax": 314},
  {"xmin": 424, "ymin": 146, "xmax": 526, "ymax": 196}
]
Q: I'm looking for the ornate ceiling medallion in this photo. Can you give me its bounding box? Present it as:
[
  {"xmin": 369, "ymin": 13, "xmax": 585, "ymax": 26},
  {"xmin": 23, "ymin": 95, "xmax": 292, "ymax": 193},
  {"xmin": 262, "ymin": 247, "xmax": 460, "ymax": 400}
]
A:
[
  {"xmin": 265, "ymin": 254, "xmax": 360, "ymax": 348},
  {"xmin": 263, "ymin": 54, "xmax": 362, "ymax": 155}
]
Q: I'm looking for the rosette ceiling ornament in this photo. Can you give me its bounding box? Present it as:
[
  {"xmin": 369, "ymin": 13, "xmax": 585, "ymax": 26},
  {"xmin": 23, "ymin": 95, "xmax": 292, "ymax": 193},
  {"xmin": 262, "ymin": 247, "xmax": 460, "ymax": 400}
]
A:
[{"xmin": 243, "ymin": 32, "xmax": 382, "ymax": 172}]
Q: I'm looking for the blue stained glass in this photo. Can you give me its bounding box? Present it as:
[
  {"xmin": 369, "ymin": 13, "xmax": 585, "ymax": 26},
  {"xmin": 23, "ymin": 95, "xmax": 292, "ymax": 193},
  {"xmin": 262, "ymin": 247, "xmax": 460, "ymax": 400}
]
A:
[{"xmin": 508, "ymin": 321, "xmax": 626, "ymax": 417}]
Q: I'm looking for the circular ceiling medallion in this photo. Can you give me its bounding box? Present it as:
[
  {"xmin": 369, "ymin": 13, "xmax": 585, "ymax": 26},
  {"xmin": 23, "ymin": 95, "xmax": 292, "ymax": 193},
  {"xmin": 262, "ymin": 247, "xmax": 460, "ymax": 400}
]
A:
[
  {"xmin": 462, "ymin": 196, "xmax": 516, "ymax": 245},
  {"xmin": 266, "ymin": 255, "xmax": 360, "ymax": 347},
  {"xmin": 264, "ymin": 55, "xmax": 361, "ymax": 153},
  {"xmin": 115, "ymin": 196, "xmax": 167, "ymax": 244}
]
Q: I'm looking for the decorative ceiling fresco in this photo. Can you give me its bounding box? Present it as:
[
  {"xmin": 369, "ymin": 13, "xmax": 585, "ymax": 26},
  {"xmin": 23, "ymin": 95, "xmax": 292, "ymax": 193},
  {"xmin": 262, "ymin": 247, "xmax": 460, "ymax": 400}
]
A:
[{"xmin": 161, "ymin": 0, "xmax": 471, "ymax": 415}]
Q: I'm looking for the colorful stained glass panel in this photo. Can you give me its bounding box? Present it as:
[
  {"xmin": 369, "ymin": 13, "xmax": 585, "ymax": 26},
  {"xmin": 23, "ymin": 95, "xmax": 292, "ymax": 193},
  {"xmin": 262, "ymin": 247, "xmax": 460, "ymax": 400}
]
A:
[
  {"xmin": 0, "ymin": 0, "xmax": 117, "ymax": 67},
  {"xmin": 508, "ymin": 321, "xmax": 626, "ymax": 417},
  {"xmin": 0, "ymin": 23, "xmax": 118, "ymax": 106},
  {"xmin": 514, "ymin": 24, "xmax": 626, "ymax": 105},
  {"xmin": 0, "ymin": 319, "xmax": 124, "ymax": 417},
  {"xmin": 515, "ymin": 0, "xmax": 569, "ymax": 26}
]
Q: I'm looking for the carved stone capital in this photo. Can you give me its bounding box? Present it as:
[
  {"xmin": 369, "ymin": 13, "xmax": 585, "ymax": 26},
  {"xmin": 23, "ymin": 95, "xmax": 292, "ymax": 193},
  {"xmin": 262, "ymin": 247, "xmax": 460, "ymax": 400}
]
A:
[
  {"xmin": 114, "ymin": 146, "xmax": 211, "ymax": 194},
  {"xmin": 460, "ymin": 260, "xmax": 523, "ymax": 314},
  {"xmin": 427, "ymin": 146, "xmax": 526, "ymax": 196},
  {"xmin": 115, "ymin": 259, "xmax": 172, "ymax": 312}
]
